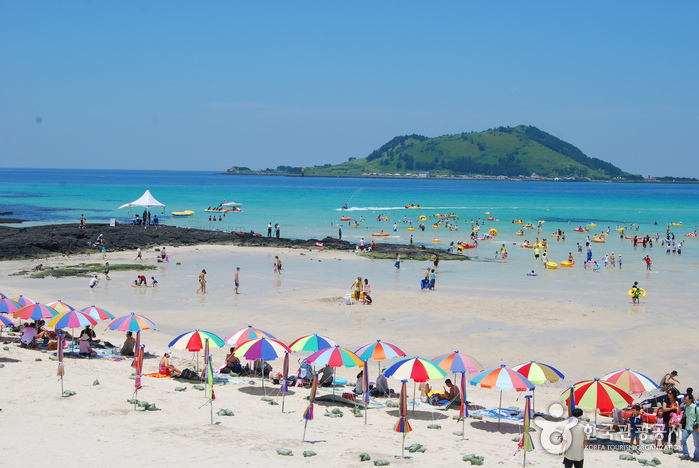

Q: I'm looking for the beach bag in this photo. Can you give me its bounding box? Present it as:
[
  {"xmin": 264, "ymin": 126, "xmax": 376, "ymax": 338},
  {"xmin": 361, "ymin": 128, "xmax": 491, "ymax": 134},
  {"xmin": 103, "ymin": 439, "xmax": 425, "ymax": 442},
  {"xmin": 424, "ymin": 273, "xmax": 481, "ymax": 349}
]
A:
[
  {"xmin": 181, "ymin": 369, "xmax": 198, "ymax": 380},
  {"xmin": 669, "ymin": 411, "xmax": 683, "ymax": 428},
  {"xmin": 344, "ymin": 292, "xmax": 353, "ymax": 305}
]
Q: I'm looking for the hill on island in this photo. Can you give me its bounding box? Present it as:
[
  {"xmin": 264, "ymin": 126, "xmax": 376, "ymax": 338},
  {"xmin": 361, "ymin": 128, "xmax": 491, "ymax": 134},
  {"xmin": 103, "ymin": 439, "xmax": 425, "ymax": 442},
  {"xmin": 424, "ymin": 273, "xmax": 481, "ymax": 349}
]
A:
[{"xmin": 295, "ymin": 125, "xmax": 641, "ymax": 180}]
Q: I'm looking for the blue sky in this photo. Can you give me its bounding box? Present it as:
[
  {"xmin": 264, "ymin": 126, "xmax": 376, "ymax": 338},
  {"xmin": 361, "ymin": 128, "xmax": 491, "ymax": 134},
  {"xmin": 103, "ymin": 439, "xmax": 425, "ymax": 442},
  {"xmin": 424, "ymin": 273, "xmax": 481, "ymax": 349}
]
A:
[{"xmin": 2, "ymin": 1, "xmax": 698, "ymax": 177}]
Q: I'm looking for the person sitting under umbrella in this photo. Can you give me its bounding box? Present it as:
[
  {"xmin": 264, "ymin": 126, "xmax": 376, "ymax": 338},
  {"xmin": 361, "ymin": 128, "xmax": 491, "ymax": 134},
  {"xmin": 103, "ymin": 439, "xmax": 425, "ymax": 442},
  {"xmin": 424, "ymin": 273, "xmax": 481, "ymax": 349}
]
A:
[
  {"xmin": 221, "ymin": 347, "xmax": 244, "ymax": 374},
  {"xmin": 436, "ymin": 378, "xmax": 460, "ymax": 403},
  {"xmin": 79, "ymin": 333, "xmax": 97, "ymax": 357},
  {"xmin": 159, "ymin": 352, "xmax": 181, "ymax": 376},
  {"xmin": 253, "ymin": 358, "xmax": 272, "ymax": 377},
  {"xmin": 120, "ymin": 331, "xmax": 135, "ymax": 356},
  {"xmin": 372, "ymin": 369, "xmax": 390, "ymax": 397},
  {"xmin": 319, "ymin": 364, "xmax": 334, "ymax": 387},
  {"xmin": 20, "ymin": 322, "xmax": 38, "ymax": 348}
]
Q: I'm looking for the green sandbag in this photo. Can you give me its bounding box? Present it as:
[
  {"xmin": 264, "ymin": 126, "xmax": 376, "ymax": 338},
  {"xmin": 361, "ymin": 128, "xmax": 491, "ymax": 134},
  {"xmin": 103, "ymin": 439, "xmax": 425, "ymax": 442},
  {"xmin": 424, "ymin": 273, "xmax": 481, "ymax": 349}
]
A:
[
  {"xmin": 351, "ymin": 407, "xmax": 363, "ymax": 417},
  {"xmin": 302, "ymin": 451, "xmax": 317, "ymax": 457},
  {"xmin": 619, "ymin": 454, "xmax": 636, "ymax": 461},
  {"xmin": 0, "ymin": 363, "xmax": 4, "ymax": 368},
  {"xmin": 276, "ymin": 448, "xmax": 293, "ymax": 456},
  {"xmin": 192, "ymin": 384, "xmax": 205, "ymax": 391},
  {"xmin": 62, "ymin": 390, "xmax": 76, "ymax": 397},
  {"xmin": 359, "ymin": 452, "xmax": 371, "ymax": 461},
  {"xmin": 651, "ymin": 457, "xmax": 661, "ymax": 465},
  {"xmin": 35, "ymin": 358, "xmax": 42, "ymax": 361},
  {"xmin": 146, "ymin": 403, "xmax": 160, "ymax": 411},
  {"xmin": 175, "ymin": 387, "xmax": 187, "ymax": 392},
  {"xmin": 92, "ymin": 379, "xmax": 100, "ymax": 386},
  {"xmin": 406, "ymin": 444, "xmax": 423, "ymax": 453},
  {"xmin": 637, "ymin": 459, "xmax": 656, "ymax": 467},
  {"xmin": 49, "ymin": 356, "xmax": 58, "ymax": 361},
  {"xmin": 332, "ymin": 408, "xmax": 343, "ymax": 416},
  {"xmin": 427, "ymin": 424, "xmax": 441, "ymax": 429},
  {"xmin": 453, "ymin": 431, "xmax": 464, "ymax": 437},
  {"xmin": 469, "ymin": 415, "xmax": 482, "ymax": 420},
  {"xmin": 267, "ymin": 400, "xmax": 279, "ymax": 405},
  {"xmin": 127, "ymin": 399, "xmax": 139, "ymax": 404},
  {"xmin": 2, "ymin": 346, "xmax": 9, "ymax": 351},
  {"xmin": 385, "ymin": 400, "xmax": 398, "ymax": 407},
  {"xmin": 373, "ymin": 460, "xmax": 389, "ymax": 466},
  {"xmin": 261, "ymin": 396, "xmax": 274, "ymax": 402},
  {"xmin": 216, "ymin": 408, "xmax": 234, "ymax": 416},
  {"xmin": 324, "ymin": 409, "xmax": 342, "ymax": 418},
  {"xmin": 462, "ymin": 454, "xmax": 485, "ymax": 465},
  {"xmin": 137, "ymin": 400, "xmax": 149, "ymax": 408}
]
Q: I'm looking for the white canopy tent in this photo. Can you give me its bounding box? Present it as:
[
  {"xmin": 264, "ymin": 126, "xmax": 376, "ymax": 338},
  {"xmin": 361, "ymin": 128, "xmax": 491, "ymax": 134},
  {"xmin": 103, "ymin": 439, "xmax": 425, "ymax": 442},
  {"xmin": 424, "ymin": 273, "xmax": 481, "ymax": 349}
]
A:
[{"xmin": 118, "ymin": 190, "xmax": 165, "ymax": 226}]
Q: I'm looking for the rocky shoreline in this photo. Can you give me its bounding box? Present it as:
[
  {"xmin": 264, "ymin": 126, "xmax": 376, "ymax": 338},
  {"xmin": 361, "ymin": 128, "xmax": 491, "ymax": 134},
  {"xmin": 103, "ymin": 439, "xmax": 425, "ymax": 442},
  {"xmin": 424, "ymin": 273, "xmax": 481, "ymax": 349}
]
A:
[{"xmin": 0, "ymin": 223, "xmax": 456, "ymax": 261}]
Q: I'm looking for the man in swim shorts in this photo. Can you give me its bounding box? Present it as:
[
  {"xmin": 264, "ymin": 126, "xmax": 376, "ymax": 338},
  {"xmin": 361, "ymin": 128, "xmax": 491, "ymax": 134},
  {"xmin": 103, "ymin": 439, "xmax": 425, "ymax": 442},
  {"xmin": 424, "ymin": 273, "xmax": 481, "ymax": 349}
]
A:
[{"xmin": 234, "ymin": 267, "xmax": 240, "ymax": 294}]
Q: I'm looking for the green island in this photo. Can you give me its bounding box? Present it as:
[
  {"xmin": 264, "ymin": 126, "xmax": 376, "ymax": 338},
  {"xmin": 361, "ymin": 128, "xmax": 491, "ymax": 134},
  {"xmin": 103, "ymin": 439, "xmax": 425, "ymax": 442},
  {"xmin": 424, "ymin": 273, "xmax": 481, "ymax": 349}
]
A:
[{"xmin": 225, "ymin": 125, "xmax": 695, "ymax": 182}]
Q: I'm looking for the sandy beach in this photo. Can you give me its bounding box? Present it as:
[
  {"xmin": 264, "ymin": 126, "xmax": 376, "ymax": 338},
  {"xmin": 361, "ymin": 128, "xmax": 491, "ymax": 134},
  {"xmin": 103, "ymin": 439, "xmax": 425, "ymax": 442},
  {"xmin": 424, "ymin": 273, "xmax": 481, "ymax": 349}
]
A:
[{"xmin": 1, "ymin": 244, "xmax": 697, "ymax": 467}]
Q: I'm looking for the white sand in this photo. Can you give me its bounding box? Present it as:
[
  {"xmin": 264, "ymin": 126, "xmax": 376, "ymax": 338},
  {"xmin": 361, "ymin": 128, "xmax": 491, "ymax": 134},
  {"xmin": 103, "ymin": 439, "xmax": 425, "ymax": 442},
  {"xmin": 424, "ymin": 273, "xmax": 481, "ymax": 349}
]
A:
[{"xmin": 1, "ymin": 245, "xmax": 696, "ymax": 467}]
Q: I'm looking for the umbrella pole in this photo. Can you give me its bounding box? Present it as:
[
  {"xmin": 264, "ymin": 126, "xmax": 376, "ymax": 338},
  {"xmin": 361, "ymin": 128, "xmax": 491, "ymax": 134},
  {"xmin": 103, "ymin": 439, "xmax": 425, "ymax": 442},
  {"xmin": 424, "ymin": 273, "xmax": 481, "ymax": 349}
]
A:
[
  {"xmin": 523, "ymin": 450, "xmax": 526, "ymax": 468},
  {"xmin": 498, "ymin": 390, "xmax": 502, "ymax": 428},
  {"xmin": 401, "ymin": 432, "xmax": 406, "ymax": 458},
  {"xmin": 532, "ymin": 389, "xmax": 536, "ymax": 414},
  {"xmin": 332, "ymin": 368, "xmax": 336, "ymax": 397},
  {"xmin": 302, "ymin": 420, "xmax": 309, "ymax": 442},
  {"xmin": 412, "ymin": 381, "xmax": 417, "ymax": 413}
]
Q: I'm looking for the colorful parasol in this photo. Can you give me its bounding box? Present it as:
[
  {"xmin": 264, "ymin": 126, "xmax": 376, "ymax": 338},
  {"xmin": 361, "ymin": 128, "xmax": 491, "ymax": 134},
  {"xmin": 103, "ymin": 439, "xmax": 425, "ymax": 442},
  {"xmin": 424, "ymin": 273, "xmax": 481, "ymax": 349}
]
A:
[
  {"xmin": 515, "ymin": 394, "xmax": 535, "ymax": 467},
  {"xmin": 393, "ymin": 380, "xmax": 413, "ymax": 458},
  {"xmin": 0, "ymin": 314, "xmax": 15, "ymax": 327},
  {"xmin": 0, "ymin": 298, "xmax": 22, "ymax": 315},
  {"xmin": 302, "ymin": 372, "xmax": 319, "ymax": 441},
  {"xmin": 512, "ymin": 361, "xmax": 564, "ymax": 384},
  {"xmin": 13, "ymin": 303, "xmax": 59, "ymax": 320},
  {"xmin": 45, "ymin": 300, "xmax": 75, "ymax": 314},
  {"xmin": 561, "ymin": 378, "xmax": 634, "ymax": 413},
  {"xmin": 471, "ymin": 365, "xmax": 535, "ymax": 427},
  {"xmin": 12, "ymin": 295, "xmax": 36, "ymax": 307},
  {"xmin": 432, "ymin": 350, "xmax": 484, "ymax": 374},
  {"xmin": 306, "ymin": 345, "xmax": 364, "ymax": 368},
  {"xmin": 356, "ymin": 339, "xmax": 407, "ymax": 378},
  {"xmin": 47, "ymin": 309, "xmax": 98, "ymax": 329},
  {"xmin": 288, "ymin": 333, "xmax": 337, "ymax": 352},
  {"xmin": 107, "ymin": 312, "xmax": 156, "ymax": 332},
  {"xmin": 224, "ymin": 325, "xmax": 276, "ymax": 347},
  {"xmin": 80, "ymin": 305, "xmax": 115, "ymax": 321},
  {"xmin": 235, "ymin": 337, "xmax": 291, "ymax": 392},
  {"xmin": 168, "ymin": 329, "xmax": 225, "ymax": 352},
  {"xmin": 600, "ymin": 368, "xmax": 659, "ymax": 394},
  {"xmin": 384, "ymin": 356, "xmax": 447, "ymax": 383}
]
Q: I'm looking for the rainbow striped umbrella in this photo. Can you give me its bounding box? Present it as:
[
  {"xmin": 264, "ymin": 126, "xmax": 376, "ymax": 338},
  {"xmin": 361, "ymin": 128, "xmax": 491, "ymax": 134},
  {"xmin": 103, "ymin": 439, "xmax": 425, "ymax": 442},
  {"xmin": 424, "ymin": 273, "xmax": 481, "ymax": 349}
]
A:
[
  {"xmin": 302, "ymin": 372, "xmax": 319, "ymax": 441},
  {"xmin": 168, "ymin": 330, "xmax": 225, "ymax": 352},
  {"xmin": 0, "ymin": 298, "xmax": 22, "ymax": 315},
  {"xmin": 107, "ymin": 312, "xmax": 156, "ymax": 332},
  {"xmin": 512, "ymin": 361, "xmax": 564, "ymax": 384},
  {"xmin": 225, "ymin": 325, "xmax": 276, "ymax": 347},
  {"xmin": 471, "ymin": 365, "xmax": 535, "ymax": 426},
  {"xmin": 0, "ymin": 292, "xmax": 5, "ymax": 299},
  {"xmin": 47, "ymin": 309, "xmax": 98, "ymax": 329},
  {"xmin": 393, "ymin": 380, "xmax": 412, "ymax": 458},
  {"xmin": 562, "ymin": 378, "xmax": 634, "ymax": 413},
  {"xmin": 356, "ymin": 339, "xmax": 406, "ymax": 362},
  {"xmin": 432, "ymin": 350, "xmax": 484, "ymax": 374},
  {"xmin": 384, "ymin": 356, "xmax": 447, "ymax": 383},
  {"xmin": 45, "ymin": 300, "xmax": 75, "ymax": 314},
  {"xmin": 600, "ymin": 368, "xmax": 659, "ymax": 394},
  {"xmin": 13, "ymin": 303, "xmax": 59, "ymax": 320},
  {"xmin": 235, "ymin": 337, "xmax": 291, "ymax": 361},
  {"xmin": 80, "ymin": 305, "xmax": 115, "ymax": 321},
  {"xmin": 306, "ymin": 345, "xmax": 364, "ymax": 368},
  {"xmin": 0, "ymin": 314, "xmax": 15, "ymax": 327},
  {"xmin": 289, "ymin": 333, "xmax": 337, "ymax": 352},
  {"xmin": 12, "ymin": 295, "xmax": 36, "ymax": 307}
]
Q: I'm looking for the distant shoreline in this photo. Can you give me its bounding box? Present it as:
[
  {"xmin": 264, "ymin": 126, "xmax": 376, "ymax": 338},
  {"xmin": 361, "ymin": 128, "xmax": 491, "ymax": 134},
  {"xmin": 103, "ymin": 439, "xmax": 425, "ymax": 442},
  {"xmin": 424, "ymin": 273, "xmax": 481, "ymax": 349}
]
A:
[{"xmin": 218, "ymin": 172, "xmax": 699, "ymax": 184}]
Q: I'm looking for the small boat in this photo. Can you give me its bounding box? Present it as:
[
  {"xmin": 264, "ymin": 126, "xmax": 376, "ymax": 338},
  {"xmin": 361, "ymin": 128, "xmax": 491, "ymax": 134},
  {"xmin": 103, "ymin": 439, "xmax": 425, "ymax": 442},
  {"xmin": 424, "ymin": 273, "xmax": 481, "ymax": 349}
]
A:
[
  {"xmin": 172, "ymin": 210, "xmax": 195, "ymax": 217},
  {"xmin": 405, "ymin": 204, "xmax": 421, "ymax": 209}
]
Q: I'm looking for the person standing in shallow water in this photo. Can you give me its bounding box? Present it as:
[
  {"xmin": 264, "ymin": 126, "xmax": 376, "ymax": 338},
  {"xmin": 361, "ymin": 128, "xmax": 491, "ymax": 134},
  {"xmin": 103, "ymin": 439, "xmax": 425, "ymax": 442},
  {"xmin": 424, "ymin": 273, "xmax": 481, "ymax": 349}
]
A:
[
  {"xmin": 234, "ymin": 267, "xmax": 241, "ymax": 294},
  {"xmin": 196, "ymin": 269, "xmax": 207, "ymax": 294}
]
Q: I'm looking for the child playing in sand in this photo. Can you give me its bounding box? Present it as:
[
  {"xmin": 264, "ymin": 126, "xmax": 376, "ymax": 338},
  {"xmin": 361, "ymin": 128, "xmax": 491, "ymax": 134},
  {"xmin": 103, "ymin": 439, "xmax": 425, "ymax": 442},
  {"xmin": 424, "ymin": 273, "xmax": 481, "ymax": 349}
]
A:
[
  {"xmin": 151, "ymin": 277, "xmax": 158, "ymax": 287},
  {"xmin": 653, "ymin": 407, "xmax": 665, "ymax": 448},
  {"xmin": 628, "ymin": 404, "xmax": 643, "ymax": 454}
]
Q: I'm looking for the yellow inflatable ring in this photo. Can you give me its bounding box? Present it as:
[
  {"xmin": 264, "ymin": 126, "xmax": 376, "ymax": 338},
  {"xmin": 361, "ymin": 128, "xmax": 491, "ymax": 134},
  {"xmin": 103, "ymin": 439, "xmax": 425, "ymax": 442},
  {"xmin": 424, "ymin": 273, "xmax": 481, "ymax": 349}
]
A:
[
  {"xmin": 407, "ymin": 227, "xmax": 415, "ymax": 231},
  {"xmin": 628, "ymin": 288, "xmax": 647, "ymax": 298},
  {"xmin": 488, "ymin": 229, "xmax": 498, "ymax": 237},
  {"xmin": 560, "ymin": 261, "xmax": 574, "ymax": 267},
  {"xmin": 432, "ymin": 238, "xmax": 441, "ymax": 242},
  {"xmin": 545, "ymin": 262, "xmax": 558, "ymax": 269},
  {"xmin": 418, "ymin": 216, "xmax": 427, "ymax": 221}
]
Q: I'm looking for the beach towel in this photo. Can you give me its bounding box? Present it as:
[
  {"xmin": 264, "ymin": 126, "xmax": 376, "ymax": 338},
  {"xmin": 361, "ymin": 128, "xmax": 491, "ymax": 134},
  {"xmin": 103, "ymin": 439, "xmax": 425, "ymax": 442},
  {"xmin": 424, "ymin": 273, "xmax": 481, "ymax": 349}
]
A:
[{"xmin": 144, "ymin": 372, "xmax": 172, "ymax": 378}]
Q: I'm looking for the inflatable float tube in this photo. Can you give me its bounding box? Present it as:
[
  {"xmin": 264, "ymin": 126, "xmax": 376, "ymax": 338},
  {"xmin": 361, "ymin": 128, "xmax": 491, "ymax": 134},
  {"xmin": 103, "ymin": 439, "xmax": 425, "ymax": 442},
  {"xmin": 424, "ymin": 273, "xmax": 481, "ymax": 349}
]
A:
[
  {"xmin": 520, "ymin": 244, "xmax": 533, "ymax": 248},
  {"xmin": 573, "ymin": 227, "xmax": 590, "ymax": 232},
  {"xmin": 172, "ymin": 211, "xmax": 195, "ymax": 217},
  {"xmin": 593, "ymin": 238, "xmax": 605, "ymax": 243},
  {"xmin": 418, "ymin": 216, "xmax": 427, "ymax": 221},
  {"xmin": 487, "ymin": 217, "xmax": 495, "ymax": 221},
  {"xmin": 407, "ymin": 227, "xmax": 415, "ymax": 231},
  {"xmin": 516, "ymin": 231, "xmax": 524, "ymax": 236},
  {"xmin": 686, "ymin": 233, "xmax": 697, "ymax": 237},
  {"xmin": 339, "ymin": 217, "xmax": 352, "ymax": 221},
  {"xmin": 459, "ymin": 243, "xmax": 476, "ymax": 249},
  {"xmin": 488, "ymin": 229, "xmax": 498, "ymax": 237},
  {"xmin": 670, "ymin": 222, "xmax": 682, "ymax": 226},
  {"xmin": 371, "ymin": 233, "xmax": 390, "ymax": 236},
  {"xmin": 432, "ymin": 225, "xmax": 440, "ymax": 229},
  {"xmin": 431, "ymin": 238, "xmax": 440, "ymax": 242},
  {"xmin": 628, "ymin": 288, "xmax": 647, "ymax": 298},
  {"xmin": 526, "ymin": 272, "xmax": 537, "ymax": 276},
  {"xmin": 588, "ymin": 223, "xmax": 597, "ymax": 227},
  {"xmin": 560, "ymin": 261, "xmax": 574, "ymax": 267},
  {"xmin": 545, "ymin": 262, "xmax": 558, "ymax": 269},
  {"xmin": 333, "ymin": 378, "xmax": 348, "ymax": 385}
]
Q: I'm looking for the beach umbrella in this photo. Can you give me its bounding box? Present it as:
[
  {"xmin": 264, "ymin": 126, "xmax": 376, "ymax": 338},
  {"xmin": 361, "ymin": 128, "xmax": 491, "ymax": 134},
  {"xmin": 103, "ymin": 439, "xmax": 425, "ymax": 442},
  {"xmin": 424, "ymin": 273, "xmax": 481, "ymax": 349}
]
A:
[
  {"xmin": 564, "ymin": 385, "xmax": 576, "ymax": 417},
  {"xmin": 235, "ymin": 337, "xmax": 291, "ymax": 392},
  {"xmin": 280, "ymin": 351, "xmax": 290, "ymax": 412},
  {"xmin": 384, "ymin": 356, "xmax": 447, "ymax": 412},
  {"xmin": 458, "ymin": 372, "xmax": 469, "ymax": 440},
  {"xmin": 205, "ymin": 353, "xmax": 215, "ymax": 424},
  {"xmin": 306, "ymin": 345, "xmax": 364, "ymax": 397},
  {"xmin": 224, "ymin": 325, "xmax": 275, "ymax": 347},
  {"xmin": 514, "ymin": 394, "xmax": 534, "ymax": 467},
  {"xmin": 168, "ymin": 329, "xmax": 225, "ymax": 353},
  {"xmin": 355, "ymin": 339, "xmax": 407, "ymax": 377},
  {"xmin": 45, "ymin": 300, "xmax": 75, "ymax": 314},
  {"xmin": 133, "ymin": 344, "xmax": 145, "ymax": 409},
  {"xmin": 107, "ymin": 312, "xmax": 156, "ymax": 332},
  {"xmin": 432, "ymin": 350, "xmax": 484, "ymax": 375},
  {"xmin": 302, "ymin": 372, "xmax": 319, "ymax": 442},
  {"xmin": 289, "ymin": 333, "xmax": 337, "ymax": 352},
  {"xmin": 47, "ymin": 309, "xmax": 98, "ymax": 329},
  {"xmin": 561, "ymin": 378, "xmax": 634, "ymax": 413},
  {"xmin": 470, "ymin": 365, "xmax": 535, "ymax": 426},
  {"xmin": 57, "ymin": 333, "xmax": 65, "ymax": 395},
  {"xmin": 12, "ymin": 295, "xmax": 36, "ymax": 307},
  {"xmin": 512, "ymin": 360, "xmax": 564, "ymax": 411},
  {"xmin": 0, "ymin": 292, "xmax": 5, "ymax": 299},
  {"xmin": 0, "ymin": 314, "xmax": 15, "ymax": 327},
  {"xmin": 80, "ymin": 305, "xmax": 115, "ymax": 321},
  {"xmin": 393, "ymin": 380, "xmax": 413, "ymax": 458},
  {"xmin": 13, "ymin": 303, "xmax": 59, "ymax": 321},
  {"xmin": 0, "ymin": 298, "xmax": 22, "ymax": 315},
  {"xmin": 600, "ymin": 368, "xmax": 659, "ymax": 394}
]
